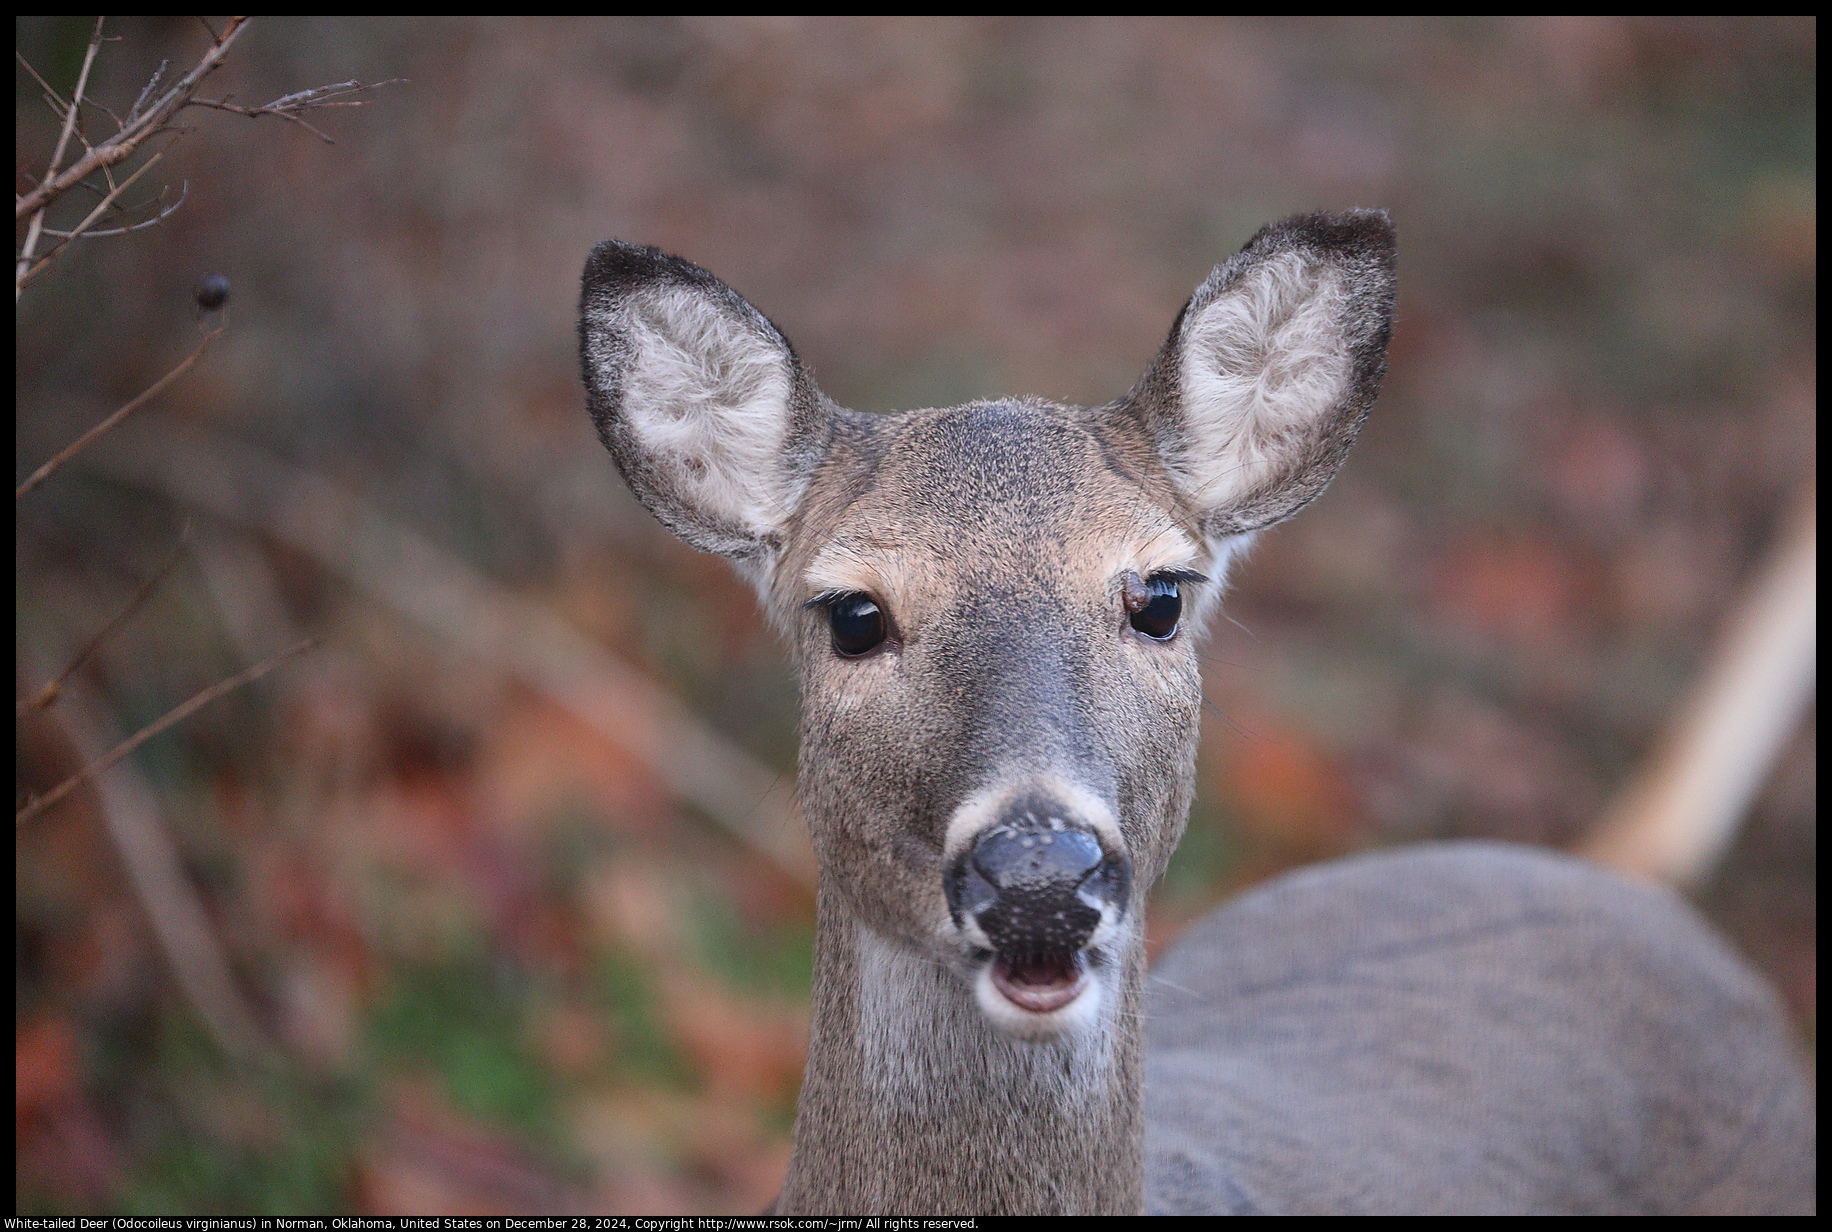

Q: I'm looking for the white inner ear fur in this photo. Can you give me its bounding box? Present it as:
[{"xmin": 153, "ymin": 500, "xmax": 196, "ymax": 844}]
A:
[
  {"xmin": 1174, "ymin": 252, "xmax": 1351, "ymax": 515},
  {"xmin": 621, "ymin": 285, "xmax": 800, "ymax": 540}
]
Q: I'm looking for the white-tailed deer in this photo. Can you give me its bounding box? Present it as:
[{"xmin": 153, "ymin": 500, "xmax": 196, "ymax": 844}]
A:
[{"xmin": 578, "ymin": 212, "xmax": 1814, "ymax": 1214}]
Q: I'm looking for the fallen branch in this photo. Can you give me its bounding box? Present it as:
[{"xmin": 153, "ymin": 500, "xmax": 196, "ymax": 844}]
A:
[
  {"xmin": 1581, "ymin": 487, "xmax": 1817, "ymax": 886},
  {"xmin": 34, "ymin": 682, "xmax": 276, "ymax": 1064}
]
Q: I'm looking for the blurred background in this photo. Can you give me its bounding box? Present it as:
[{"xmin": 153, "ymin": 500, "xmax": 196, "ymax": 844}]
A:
[{"xmin": 16, "ymin": 16, "xmax": 1814, "ymax": 1215}]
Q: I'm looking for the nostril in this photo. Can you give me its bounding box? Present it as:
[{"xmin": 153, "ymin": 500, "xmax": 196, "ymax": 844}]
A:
[
  {"xmin": 946, "ymin": 848, "xmax": 1000, "ymax": 928},
  {"xmin": 1076, "ymin": 850, "xmax": 1132, "ymax": 915}
]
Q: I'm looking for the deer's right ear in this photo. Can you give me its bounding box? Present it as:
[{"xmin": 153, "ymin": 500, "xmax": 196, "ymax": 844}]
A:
[
  {"xmin": 579, "ymin": 240, "xmax": 830, "ymax": 582},
  {"xmin": 1126, "ymin": 210, "xmax": 1397, "ymax": 540}
]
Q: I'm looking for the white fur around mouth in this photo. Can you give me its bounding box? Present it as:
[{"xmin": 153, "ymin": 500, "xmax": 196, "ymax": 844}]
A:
[{"xmin": 975, "ymin": 952, "xmax": 1104, "ymax": 1039}]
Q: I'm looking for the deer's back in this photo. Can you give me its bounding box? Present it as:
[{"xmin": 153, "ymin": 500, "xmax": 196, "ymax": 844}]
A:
[{"xmin": 1144, "ymin": 842, "xmax": 1815, "ymax": 1215}]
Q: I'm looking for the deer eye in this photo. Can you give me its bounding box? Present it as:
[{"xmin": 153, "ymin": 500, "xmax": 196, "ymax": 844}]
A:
[
  {"xmin": 1123, "ymin": 572, "xmax": 1187, "ymax": 641},
  {"xmin": 825, "ymin": 592, "xmax": 887, "ymax": 657}
]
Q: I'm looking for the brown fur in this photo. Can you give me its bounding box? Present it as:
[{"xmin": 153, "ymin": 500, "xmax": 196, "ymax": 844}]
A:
[{"xmin": 580, "ymin": 212, "xmax": 1396, "ymax": 1214}]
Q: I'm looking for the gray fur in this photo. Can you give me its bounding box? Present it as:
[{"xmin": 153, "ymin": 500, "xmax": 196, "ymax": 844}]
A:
[{"xmin": 1145, "ymin": 844, "xmax": 1814, "ymax": 1215}]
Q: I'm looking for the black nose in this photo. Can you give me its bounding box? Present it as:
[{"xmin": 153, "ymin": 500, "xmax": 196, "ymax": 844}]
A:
[{"xmin": 944, "ymin": 799, "xmax": 1132, "ymax": 956}]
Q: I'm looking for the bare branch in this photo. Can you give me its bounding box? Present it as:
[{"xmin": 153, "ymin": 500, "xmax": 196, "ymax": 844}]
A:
[
  {"xmin": 17, "ymin": 19, "xmax": 393, "ymax": 292},
  {"xmin": 90, "ymin": 427, "xmax": 819, "ymax": 885},
  {"xmin": 15, "ymin": 325, "xmax": 222, "ymax": 499},
  {"xmin": 16, "ymin": 148, "xmax": 169, "ymax": 289},
  {"xmin": 38, "ymin": 179, "xmax": 189, "ymax": 238},
  {"xmin": 33, "ymin": 685, "xmax": 278, "ymax": 1063},
  {"xmin": 125, "ymin": 58, "xmax": 171, "ymax": 130},
  {"xmin": 19, "ymin": 528, "xmax": 192, "ymax": 719},
  {"xmin": 1581, "ymin": 486, "xmax": 1818, "ymax": 887},
  {"xmin": 44, "ymin": 19, "xmax": 104, "ymax": 184},
  {"xmin": 188, "ymin": 77, "xmax": 405, "ymax": 145},
  {"xmin": 14, "ymin": 19, "xmax": 105, "ymax": 290},
  {"xmin": 14, "ymin": 16, "xmax": 249, "ymax": 224},
  {"xmin": 17, "ymin": 637, "xmax": 317, "ymax": 829},
  {"xmin": 14, "ymin": 51, "xmax": 70, "ymax": 115}
]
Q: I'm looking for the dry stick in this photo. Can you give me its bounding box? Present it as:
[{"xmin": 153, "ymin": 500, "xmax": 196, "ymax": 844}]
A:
[
  {"xmin": 1581, "ymin": 487, "xmax": 1818, "ymax": 887},
  {"xmin": 38, "ymin": 683, "xmax": 275, "ymax": 1063},
  {"xmin": 16, "ymin": 327, "xmax": 221, "ymax": 500},
  {"xmin": 189, "ymin": 78, "xmax": 406, "ymax": 145},
  {"xmin": 14, "ymin": 18, "xmax": 105, "ymax": 293},
  {"xmin": 18, "ymin": 527, "xmax": 192, "ymax": 718},
  {"xmin": 16, "ymin": 638, "xmax": 316, "ymax": 829},
  {"xmin": 14, "ymin": 16, "xmax": 249, "ymax": 224},
  {"xmin": 39, "ymin": 179, "xmax": 188, "ymax": 239},
  {"xmin": 123, "ymin": 54, "xmax": 172, "ymax": 127},
  {"xmin": 16, "ymin": 149, "xmax": 168, "ymax": 291},
  {"xmin": 17, "ymin": 21, "xmax": 391, "ymax": 293},
  {"xmin": 86, "ymin": 425, "xmax": 818, "ymax": 886}
]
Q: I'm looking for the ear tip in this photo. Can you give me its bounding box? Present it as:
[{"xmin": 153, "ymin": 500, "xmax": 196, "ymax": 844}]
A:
[
  {"xmin": 582, "ymin": 238, "xmax": 718, "ymax": 298},
  {"xmin": 583, "ymin": 236, "xmax": 663, "ymax": 278},
  {"xmin": 1255, "ymin": 209, "xmax": 1396, "ymax": 266}
]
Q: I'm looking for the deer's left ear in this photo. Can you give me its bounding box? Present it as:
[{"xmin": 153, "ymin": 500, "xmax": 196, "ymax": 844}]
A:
[
  {"xmin": 579, "ymin": 240, "xmax": 834, "ymax": 583},
  {"xmin": 1123, "ymin": 210, "xmax": 1396, "ymax": 538}
]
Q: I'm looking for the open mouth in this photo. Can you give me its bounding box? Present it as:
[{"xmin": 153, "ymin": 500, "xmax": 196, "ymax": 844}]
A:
[{"xmin": 990, "ymin": 948, "xmax": 1089, "ymax": 1013}]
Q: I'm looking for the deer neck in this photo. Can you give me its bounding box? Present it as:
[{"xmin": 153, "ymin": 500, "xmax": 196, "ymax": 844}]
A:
[{"xmin": 772, "ymin": 881, "xmax": 1146, "ymax": 1215}]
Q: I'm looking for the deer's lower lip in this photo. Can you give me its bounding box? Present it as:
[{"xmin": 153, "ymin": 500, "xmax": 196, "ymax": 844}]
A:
[{"xmin": 990, "ymin": 950, "xmax": 1089, "ymax": 1012}]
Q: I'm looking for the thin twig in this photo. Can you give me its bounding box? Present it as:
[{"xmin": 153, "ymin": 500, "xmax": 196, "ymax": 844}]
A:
[
  {"xmin": 18, "ymin": 528, "xmax": 193, "ymax": 719},
  {"xmin": 45, "ymin": 19, "xmax": 105, "ymax": 175},
  {"xmin": 189, "ymin": 78, "xmax": 404, "ymax": 145},
  {"xmin": 14, "ymin": 51, "xmax": 70, "ymax": 119},
  {"xmin": 17, "ymin": 20, "xmax": 393, "ymax": 293},
  {"xmin": 38, "ymin": 180, "xmax": 189, "ymax": 238},
  {"xmin": 15, "ymin": 19, "xmax": 105, "ymax": 294},
  {"xmin": 125, "ymin": 58, "xmax": 171, "ymax": 129},
  {"xmin": 17, "ymin": 637, "xmax": 317, "ymax": 829},
  {"xmin": 15, "ymin": 16, "xmax": 249, "ymax": 224},
  {"xmin": 87, "ymin": 425, "xmax": 819, "ymax": 885},
  {"xmin": 35, "ymin": 681, "xmax": 277, "ymax": 1063},
  {"xmin": 17, "ymin": 148, "xmax": 168, "ymax": 289},
  {"xmin": 270, "ymin": 82, "xmax": 358, "ymax": 108},
  {"xmin": 206, "ymin": 102, "xmax": 334, "ymax": 145},
  {"xmin": 16, "ymin": 325, "xmax": 223, "ymax": 500}
]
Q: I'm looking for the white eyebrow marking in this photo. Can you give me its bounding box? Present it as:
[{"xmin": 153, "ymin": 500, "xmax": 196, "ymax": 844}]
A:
[
  {"xmin": 804, "ymin": 539, "xmax": 895, "ymax": 599},
  {"xmin": 1101, "ymin": 524, "xmax": 1204, "ymax": 583}
]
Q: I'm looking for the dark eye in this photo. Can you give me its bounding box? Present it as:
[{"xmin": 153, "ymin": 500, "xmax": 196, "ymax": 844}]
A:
[
  {"xmin": 1124, "ymin": 572, "xmax": 1184, "ymax": 641},
  {"xmin": 827, "ymin": 593, "xmax": 887, "ymax": 657}
]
